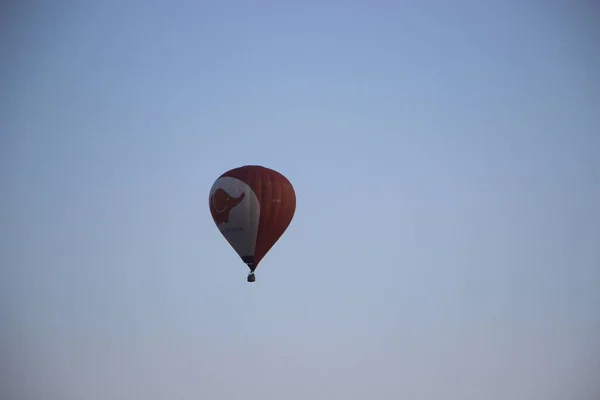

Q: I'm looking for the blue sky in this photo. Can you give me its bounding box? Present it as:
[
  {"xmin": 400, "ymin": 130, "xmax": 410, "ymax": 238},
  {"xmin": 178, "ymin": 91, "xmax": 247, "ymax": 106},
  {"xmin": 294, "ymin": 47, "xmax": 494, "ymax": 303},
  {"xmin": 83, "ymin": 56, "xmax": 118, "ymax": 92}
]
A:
[{"xmin": 2, "ymin": 1, "xmax": 599, "ymax": 399}]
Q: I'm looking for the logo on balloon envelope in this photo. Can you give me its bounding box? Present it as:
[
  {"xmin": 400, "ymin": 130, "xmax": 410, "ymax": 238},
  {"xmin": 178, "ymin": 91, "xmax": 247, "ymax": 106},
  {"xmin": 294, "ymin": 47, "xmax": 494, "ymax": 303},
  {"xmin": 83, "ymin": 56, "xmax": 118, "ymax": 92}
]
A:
[
  {"xmin": 208, "ymin": 176, "xmax": 261, "ymax": 261},
  {"xmin": 210, "ymin": 188, "xmax": 246, "ymax": 225}
]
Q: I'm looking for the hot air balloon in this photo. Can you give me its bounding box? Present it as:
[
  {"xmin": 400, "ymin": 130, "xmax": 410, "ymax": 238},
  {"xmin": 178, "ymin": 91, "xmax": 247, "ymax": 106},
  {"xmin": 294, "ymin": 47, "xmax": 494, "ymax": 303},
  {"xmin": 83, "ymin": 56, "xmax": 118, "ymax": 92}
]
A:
[{"xmin": 209, "ymin": 165, "xmax": 296, "ymax": 282}]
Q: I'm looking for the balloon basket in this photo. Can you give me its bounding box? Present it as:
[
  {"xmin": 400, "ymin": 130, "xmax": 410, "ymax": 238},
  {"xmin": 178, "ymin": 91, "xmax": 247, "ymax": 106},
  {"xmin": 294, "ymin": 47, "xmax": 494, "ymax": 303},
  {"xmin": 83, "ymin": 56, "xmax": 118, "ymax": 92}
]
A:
[{"xmin": 247, "ymin": 273, "xmax": 256, "ymax": 283}]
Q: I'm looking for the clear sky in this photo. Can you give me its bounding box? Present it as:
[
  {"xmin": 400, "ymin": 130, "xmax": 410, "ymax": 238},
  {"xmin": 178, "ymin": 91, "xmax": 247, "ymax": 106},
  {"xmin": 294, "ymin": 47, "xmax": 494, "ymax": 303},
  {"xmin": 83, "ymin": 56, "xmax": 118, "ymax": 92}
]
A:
[{"xmin": 2, "ymin": 1, "xmax": 599, "ymax": 399}]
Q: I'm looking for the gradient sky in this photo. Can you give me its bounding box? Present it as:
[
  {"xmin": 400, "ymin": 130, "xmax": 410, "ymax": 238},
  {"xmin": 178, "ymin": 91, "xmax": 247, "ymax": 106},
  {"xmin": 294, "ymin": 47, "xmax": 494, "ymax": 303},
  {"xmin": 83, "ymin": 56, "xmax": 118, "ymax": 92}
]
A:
[{"xmin": 2, "ymin": 1, "xmax": 599, "ymax": 399}]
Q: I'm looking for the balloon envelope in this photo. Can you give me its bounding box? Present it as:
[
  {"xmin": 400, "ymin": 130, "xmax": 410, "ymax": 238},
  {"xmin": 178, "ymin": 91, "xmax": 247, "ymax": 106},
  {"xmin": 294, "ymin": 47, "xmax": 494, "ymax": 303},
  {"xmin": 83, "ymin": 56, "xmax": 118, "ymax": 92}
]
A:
[{"xmin": 209, "ymin": 165, "xmax": 296, "ymax": 273}]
